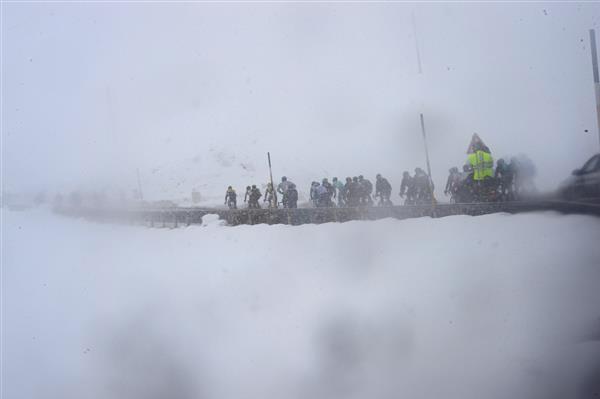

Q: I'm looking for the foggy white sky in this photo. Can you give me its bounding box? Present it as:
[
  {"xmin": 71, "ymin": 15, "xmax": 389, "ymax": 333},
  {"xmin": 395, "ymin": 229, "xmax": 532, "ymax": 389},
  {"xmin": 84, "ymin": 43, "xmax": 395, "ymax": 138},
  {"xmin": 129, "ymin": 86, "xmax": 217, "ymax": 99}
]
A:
[{"xmin": 2, "ymin": 2, "xmax": 600, "ymax": 197}]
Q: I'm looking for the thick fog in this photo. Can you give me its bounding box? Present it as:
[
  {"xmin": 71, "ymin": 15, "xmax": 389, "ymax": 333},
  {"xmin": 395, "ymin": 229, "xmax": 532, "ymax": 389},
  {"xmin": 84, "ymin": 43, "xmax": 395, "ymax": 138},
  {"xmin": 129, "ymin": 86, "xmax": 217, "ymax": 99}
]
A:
[
  {"xmin": 3, "ymin": 3, "xmax": 600, "ymax": 201},
  {"xmin": 4, "ymin": 4, "xmax": 600, "ymax": 399}
]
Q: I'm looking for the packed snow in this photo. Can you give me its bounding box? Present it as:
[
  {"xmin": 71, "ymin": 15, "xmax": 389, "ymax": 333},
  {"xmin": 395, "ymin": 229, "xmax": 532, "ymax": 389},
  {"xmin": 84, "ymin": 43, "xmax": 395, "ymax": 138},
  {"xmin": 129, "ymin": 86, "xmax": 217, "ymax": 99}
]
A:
[{"xmin": 3, "ymin": 209, "xmax": 600, "ymax": 399}]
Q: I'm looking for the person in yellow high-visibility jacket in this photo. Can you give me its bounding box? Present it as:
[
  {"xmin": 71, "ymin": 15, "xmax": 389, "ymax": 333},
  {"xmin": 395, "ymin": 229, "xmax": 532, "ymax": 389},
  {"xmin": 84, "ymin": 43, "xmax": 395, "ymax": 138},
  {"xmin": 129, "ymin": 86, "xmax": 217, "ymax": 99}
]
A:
[
  {"xmin": 466, "ymin": 133, "xmax": 494, "ymax": 181},
  {"xmin": 468, "ymin": 150, "xmax": 494, "ymax": 181}
]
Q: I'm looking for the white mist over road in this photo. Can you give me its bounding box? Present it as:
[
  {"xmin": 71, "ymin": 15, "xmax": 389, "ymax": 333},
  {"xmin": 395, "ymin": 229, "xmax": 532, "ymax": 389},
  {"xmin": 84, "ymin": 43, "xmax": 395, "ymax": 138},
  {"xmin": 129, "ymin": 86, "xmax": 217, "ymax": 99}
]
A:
[
  {"xmin": 3, "ymin": 3, "xmax": 600, "ymax": 201},
  {"xmin": 3, "ymin": 4, "xmax": 600, "ymax": 397}
]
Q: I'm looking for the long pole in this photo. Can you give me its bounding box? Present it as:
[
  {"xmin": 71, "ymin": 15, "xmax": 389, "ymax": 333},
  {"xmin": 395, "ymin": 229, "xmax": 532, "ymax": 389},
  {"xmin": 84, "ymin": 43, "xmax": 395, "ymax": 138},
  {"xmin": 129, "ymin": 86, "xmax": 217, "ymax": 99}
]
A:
[
  {"xmin": 420, "ymin": 114, "xmax": 432, "ymax": 179},
  {"xmin": 420, "ymin": 113, "xmax": 436, "ymax": 207},
  {"xmin": 267, "ymin": 152, "xmax": 277, "ymax": 208},
  {"xmin": 414, "ymin": 14, "xmax": 435, "ymax": 207},
  {"xmin": 590, "ymin": 29, "xmax": 600, "ymax": 149}
]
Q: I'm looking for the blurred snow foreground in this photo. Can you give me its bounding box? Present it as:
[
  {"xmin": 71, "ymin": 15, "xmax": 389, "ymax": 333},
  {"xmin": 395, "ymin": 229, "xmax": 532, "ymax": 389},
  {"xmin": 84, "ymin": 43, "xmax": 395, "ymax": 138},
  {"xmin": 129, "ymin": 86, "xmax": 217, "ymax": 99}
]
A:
[{"xmin": 3, "ymin": 209, "xmax": 600, "ymax": 399}]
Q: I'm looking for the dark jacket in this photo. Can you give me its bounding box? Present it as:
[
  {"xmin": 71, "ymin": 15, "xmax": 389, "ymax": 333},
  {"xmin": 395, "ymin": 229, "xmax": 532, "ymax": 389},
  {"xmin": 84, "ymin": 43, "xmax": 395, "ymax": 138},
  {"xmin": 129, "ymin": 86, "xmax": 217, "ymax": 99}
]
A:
[
  {"xmin": 225, "ymin": 189, "xmax": 237, "ymax": 202},
  {"xmin": 376, "ymin": 178, "xmax": 391, "ymax": 195}
]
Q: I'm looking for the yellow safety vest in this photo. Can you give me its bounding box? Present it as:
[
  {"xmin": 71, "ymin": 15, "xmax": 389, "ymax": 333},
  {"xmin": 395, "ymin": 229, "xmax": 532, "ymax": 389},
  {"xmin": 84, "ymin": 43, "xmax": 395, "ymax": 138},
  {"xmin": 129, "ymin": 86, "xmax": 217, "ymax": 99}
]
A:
[{"xmin": 468, "ymin": 151, "xmax": 494, "ymax": 181}]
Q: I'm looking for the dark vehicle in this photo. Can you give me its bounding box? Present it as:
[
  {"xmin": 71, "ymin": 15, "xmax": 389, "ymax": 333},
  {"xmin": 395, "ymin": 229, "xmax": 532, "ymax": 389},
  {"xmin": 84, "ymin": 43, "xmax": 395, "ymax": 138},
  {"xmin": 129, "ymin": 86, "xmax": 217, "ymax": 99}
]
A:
[{"xmin": 559, "ymin": 153, "xmax": 600, "ymax": 200}]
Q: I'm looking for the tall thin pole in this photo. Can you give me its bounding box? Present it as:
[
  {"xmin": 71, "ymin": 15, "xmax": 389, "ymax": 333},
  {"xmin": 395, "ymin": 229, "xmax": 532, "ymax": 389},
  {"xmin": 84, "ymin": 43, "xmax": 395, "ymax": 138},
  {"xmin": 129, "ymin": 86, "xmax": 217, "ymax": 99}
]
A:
[
  {"xmin": 420, "ymin": 113, "xmax": 436, "ymax": 206},
  {"xmin": 267, "ymin": 152, "xmax": 277, "ymax": 208},
  {"xmin": 420, "ymin": 113, "xmax": 432, "ymax": 178},
  {"xmin": 590, "ymin": 29, "xmax": 600, "ymax": 149},
  {"xmin": 136, "ymin": 168, "xmax": 144, "ymax": 201},
  {"xmin": 413, "ymin": 13, "xmax": 435, "ymax": 208}
]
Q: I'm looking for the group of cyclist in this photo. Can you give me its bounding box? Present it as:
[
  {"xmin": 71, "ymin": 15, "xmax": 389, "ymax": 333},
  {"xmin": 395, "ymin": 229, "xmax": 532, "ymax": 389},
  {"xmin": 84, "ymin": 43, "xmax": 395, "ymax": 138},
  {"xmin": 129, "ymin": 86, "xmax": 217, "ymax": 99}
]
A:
[
  {"xmin": 224, "ymin": 177, "xmax": 299, "ymax": 209},
  {"xmin": 443, "ymin": 134, "xmax": 535, "ymax": 203},
  {"xmin": 225, "ymin": 173, "xmax": 417, "ymax": 209},
  {"xmin": 224, "ymin": 134, "xmax": 533, "ymax": 209}
]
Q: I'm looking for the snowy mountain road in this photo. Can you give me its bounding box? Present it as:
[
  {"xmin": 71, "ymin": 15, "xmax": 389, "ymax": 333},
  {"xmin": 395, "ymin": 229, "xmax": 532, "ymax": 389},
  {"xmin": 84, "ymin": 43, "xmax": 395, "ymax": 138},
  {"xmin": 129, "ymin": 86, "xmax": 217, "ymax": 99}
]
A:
[{"xmin": 58, "ymin": 200, "xmax": 600, "ymax": 227}]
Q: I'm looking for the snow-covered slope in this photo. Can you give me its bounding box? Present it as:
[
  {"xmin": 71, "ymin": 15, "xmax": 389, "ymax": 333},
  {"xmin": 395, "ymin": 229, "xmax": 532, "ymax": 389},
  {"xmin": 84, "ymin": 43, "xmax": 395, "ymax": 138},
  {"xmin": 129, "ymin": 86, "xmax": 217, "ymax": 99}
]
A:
[{"xmin": 3, "ymin": 209, "xmax": 600, "ymax": 398}]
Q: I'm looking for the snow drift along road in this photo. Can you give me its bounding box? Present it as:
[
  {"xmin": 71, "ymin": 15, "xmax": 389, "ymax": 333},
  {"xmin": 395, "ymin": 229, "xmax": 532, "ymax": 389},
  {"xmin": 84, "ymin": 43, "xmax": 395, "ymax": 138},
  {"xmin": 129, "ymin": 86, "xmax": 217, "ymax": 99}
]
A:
[{"xmin": 3, "ymin": 209, "xmax": 600, "ymax": 399}]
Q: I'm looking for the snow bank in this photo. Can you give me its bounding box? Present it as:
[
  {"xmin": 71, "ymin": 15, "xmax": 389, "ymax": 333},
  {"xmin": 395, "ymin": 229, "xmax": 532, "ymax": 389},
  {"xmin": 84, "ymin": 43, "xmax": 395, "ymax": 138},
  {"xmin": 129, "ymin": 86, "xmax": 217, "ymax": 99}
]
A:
[
  {"xmin": 201, "ymin": 213, "xmax": 226, "ymax": 227},
  {"xmin": 3, "ymin": 209, "xmax": 600, "ymax": 399}
]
